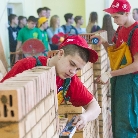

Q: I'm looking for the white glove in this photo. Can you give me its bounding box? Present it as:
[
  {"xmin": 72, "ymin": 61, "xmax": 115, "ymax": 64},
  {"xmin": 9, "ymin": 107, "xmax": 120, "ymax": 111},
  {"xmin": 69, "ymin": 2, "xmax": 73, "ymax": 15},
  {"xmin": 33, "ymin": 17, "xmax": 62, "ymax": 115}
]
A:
[{"xmin": 100, "ymin": 71, "xmax": 112, "ymax": 83}]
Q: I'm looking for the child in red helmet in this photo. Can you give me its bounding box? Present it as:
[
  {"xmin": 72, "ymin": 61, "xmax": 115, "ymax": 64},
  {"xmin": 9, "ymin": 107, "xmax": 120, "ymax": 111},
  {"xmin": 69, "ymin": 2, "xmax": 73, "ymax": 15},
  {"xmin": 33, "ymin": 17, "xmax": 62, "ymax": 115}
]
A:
[
  {"xmin": 1, "ymin": 35, "xmax": 100, "ymax": 131},
  {"xmin": 92, "ymin": 0, "xmax": 138, "ymax": 137}
]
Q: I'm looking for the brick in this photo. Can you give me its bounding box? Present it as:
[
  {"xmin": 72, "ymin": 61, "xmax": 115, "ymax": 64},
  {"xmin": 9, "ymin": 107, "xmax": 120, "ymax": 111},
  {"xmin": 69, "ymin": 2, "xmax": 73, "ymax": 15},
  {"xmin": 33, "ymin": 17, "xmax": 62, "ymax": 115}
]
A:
[
  {"xmin": 52, "ymin": 118, "xmax": 59, "ymax": 134},
  {"xmin": 83, "ymin": 76, "xmax": 93, "ymax": 89},
  {"xmin": 25, "ymin": 132, "xmax": 32, "ymax": 138},
  {"xmin": 8, "ymin": 76, "xmax": 38, "ymax": 106},
  {"xmin": 73, "ymin": 132, "xmax": 84, "ymax": 138},
  {"xmin": 93, "ymin": 59, "xmax": 108, "ymax": 70},
  {"xmin": 46, "ymin": 123, "xmax": 55, "ymax": 138},
  {"xmin": 52, "ymin": 132, "xmax": 59, "ymax": 138},
  {"xmin": 25, "ymin": 109, "xmax": 36, "ymax": 133},
  {"xmin": 58, "ymin": 105, "xmax": 85, "ymax": 114},
  {"xmin": 0, "ymin": 85, "xmax": 25, "ymax": 122},
  {"xmin": 32, "ymin": 121, "xmax": 42, "ymax": 138},
  {"xmin": 35, "ymin": 100, "xmax": 45, "ymax": 122},
  {"xmin": 49, "ymin": 106, "xmax": 56, "ymax": 123},
  {"xmin": 3, "ymin": 80, "xmax": 35, "ymax": 114},
  {"xmin": 44, "ymin": 92, "xmax": 55, "ymax": 113},
  {"xmin": 16, "ymin": 73, "xmax": 42, "ymax": 104},
  {"xmin": 41, "ymin": 111, "xmax": 50, "ymax": 133},
  {"xmin": 40, "ymin": 131, "xmax": 47, "ymax": 138},
  {"xmin": 0, "ymin": 119, "xmax": 25, "ymax": 138}
]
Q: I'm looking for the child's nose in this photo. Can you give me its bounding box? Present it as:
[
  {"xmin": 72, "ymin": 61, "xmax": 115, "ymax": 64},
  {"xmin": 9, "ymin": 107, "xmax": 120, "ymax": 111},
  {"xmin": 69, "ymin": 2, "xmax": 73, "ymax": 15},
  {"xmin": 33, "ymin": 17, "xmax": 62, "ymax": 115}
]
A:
[{"xmin": 70, "ymin": 68, "xmax": 77, "ymax": 75}]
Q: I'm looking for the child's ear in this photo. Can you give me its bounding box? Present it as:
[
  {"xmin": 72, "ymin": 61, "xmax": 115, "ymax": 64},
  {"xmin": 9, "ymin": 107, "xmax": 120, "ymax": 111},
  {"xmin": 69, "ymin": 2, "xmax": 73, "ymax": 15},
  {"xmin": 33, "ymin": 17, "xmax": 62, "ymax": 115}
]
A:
[{"xmin": 58, "ymin": 49, "xmax": 64, "ymax": 57}]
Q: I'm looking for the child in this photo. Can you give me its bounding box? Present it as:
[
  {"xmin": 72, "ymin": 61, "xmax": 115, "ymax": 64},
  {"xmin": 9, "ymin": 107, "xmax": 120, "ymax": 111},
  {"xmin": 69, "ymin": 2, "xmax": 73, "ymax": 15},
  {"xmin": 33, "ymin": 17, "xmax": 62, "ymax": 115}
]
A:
[
  {"xmin": 37, "ymin": 17, "xmax": 51, "ymax": 55},
  {"xmin": 1, "ymin": 35, "xmax": 101, "ymax": 131},
  {"xmin": 92, "ymin": 0, "xmax": 138, "ymax": 137},
  {"xmin": 8, "ymin": 14, "xmax": 18, "ymax": 65}
]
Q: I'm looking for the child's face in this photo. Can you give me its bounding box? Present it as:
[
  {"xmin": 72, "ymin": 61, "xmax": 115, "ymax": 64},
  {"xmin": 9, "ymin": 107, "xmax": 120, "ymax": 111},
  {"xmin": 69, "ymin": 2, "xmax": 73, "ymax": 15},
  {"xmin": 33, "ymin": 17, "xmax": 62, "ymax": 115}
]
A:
[
  {"xmin": 55, "ymin": 50, "xmax": 86, "ymax": 79},
  {"xmin": 78, "ymin": 18, "xmax": 84, "ymax": 25},
  {"xmin": 56, "ymin": 18, "xmax": 60, "ymax": 26},
  {"xmin": 69, "ymin": 17, "xmax": 74, "ymax": 24},
  {"xmin": 22, "ymin": 18, "xmax": 27, "ymax": 26},
  {"xmin": 46, "ymin": 10, "xmax": 51, "ymax": 18},
  {"xmin": 41, "ymin": 10, "xmax": 47, "ymax": 17},
  {"xmin": 43, "ymin": 21, "xmax": 48, "ymax": 29},
  {"xmin": 111, "ymin": 12, "xmax": 128, "ymax": 26},
  {"xmin": 13, "ymin": 16, "xmax": 18, "ymax": 25},
  {"xmin": 27, "ymin": 21, "xmax": 36, "ymax": 29}
]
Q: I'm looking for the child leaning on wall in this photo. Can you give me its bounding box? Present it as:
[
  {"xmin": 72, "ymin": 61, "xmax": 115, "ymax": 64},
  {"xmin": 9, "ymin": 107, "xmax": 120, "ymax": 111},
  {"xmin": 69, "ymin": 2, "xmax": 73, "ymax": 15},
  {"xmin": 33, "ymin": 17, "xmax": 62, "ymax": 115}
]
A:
[{"xmin": 1, "ymin": 35, "xmax": 101, "ymax": 131}]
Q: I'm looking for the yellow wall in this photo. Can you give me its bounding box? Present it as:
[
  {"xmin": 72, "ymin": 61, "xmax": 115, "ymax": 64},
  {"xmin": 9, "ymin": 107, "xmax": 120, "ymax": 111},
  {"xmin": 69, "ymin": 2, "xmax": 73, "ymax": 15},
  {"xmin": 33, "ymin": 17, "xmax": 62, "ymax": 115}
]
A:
[
  {"xmin": 42, "ymin": 0, "xmax": 86, "ymax": 27},
  {"xmin": 85, "ymin": 0, "xmax": 105, "ymax": 28},
  {"xmin": 23, "ymin": 0, "xmax": 42, "ymax": 18}
]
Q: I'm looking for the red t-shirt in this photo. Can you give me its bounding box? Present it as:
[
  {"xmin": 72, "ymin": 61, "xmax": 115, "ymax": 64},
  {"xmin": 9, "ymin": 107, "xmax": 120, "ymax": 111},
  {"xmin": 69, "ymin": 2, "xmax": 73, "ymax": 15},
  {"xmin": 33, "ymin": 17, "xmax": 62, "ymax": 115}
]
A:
[
  {"xmin": 113, "ymin": 22, "xmax": 138, "ymax": 57},
  {"xmin": 1, "ymin": 56, "xmax": 93, "ymax": 107}
]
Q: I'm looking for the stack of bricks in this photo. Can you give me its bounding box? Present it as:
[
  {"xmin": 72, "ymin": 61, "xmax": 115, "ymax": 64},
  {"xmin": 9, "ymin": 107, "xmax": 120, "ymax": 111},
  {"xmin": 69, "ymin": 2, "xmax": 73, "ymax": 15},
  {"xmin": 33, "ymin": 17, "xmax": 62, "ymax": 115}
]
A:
[
  {"xmin": 80, "ymin": 31, "xmax": 112, "ymax": 138},
  {"xmin": 58, "ymin": 62, "xmax": 99, "ymax": 138},
  {"xmin": 0, "ymin": 66, "xmax": 59, "ymax": 138}
]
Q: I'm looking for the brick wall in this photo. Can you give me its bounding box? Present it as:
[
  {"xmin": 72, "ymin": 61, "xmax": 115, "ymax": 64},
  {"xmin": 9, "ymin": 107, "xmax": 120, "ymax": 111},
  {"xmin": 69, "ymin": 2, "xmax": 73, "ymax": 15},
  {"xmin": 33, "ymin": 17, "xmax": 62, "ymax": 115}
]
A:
[{"xmin": 0, "ymin": 66, "xmax": 58, "ymax": 138}]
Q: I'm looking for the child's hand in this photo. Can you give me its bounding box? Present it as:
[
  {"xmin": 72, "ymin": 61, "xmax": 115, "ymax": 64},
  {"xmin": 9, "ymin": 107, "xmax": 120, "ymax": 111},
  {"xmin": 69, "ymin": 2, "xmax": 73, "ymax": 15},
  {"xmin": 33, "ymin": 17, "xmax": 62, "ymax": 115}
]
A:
[
  {"xmin": 73, "ymin": 114, "xmax": 87, "ymax": 131},
  {"xmin": 90, "ymin": 34, "xmax": 107, "ymax": 45},
  {"xmin": 95, "ymin": 71, "xmax": 112, "ymax": 84}
]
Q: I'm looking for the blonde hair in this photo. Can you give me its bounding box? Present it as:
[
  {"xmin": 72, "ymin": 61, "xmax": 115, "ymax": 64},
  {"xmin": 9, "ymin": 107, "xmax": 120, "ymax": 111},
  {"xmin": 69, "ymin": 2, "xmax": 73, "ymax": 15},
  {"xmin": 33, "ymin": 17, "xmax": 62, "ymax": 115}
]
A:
[
  {"xmin": 50, "ymin": 15, "xmax": 59, "ymax": 31},
  {"xmin": 86, "ymin": 12, "xmax": 98, "ymax": 33}
]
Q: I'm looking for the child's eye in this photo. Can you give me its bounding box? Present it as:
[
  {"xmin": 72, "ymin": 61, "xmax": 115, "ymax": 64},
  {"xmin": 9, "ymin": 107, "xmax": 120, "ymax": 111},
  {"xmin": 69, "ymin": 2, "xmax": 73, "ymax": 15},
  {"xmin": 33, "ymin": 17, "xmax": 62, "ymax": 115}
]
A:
[
  {"xmin": 76, "ymin": 68, "xmax": 80, "ymax": 71},
  {"xmin": 70, "ymin": 61, "xmax": 75, "ymax": 66}
]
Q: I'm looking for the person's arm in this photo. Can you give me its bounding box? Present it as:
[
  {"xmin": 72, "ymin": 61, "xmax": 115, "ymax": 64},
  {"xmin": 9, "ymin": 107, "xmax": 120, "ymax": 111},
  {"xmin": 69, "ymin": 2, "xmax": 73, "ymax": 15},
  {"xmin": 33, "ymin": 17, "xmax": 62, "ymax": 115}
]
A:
[
  {"xmin": 67, "ymin": 75, "xmax": 101, "ymax": 130},
  {"xmin": 37, "ymin": 29, "xmax": 42, "ymax": 41},
  {"xmin": 73, "ymin": 97, "xmax": 101, "ymax": 130},
  {"xmin": 16, "ymin": 41, "xmax": 22, "ymax": 51},
  {"xmin": 59, "ymin": 27, "xmax": 64, "ymax": 33},
  {"xmin": 15, "ymin": 41, "xmax": 22, "ymax": 62},
  {"xmin": 0, "ymin": 57, "xmax": 37, "ymax": 83},
  {"xmin": 46, "ymin": 28, "xmax": 53, "ymax": 44},
  {"xmin": 90, "ymin": 34, "xmax": 113, "ymax": 52},
  {"xmin": 96, "ymin": 53, "xmax": 138, "ymax": 84},
  {"xmin": 111, "ymin": 52, "xmax": 138, "ymax": 77}
]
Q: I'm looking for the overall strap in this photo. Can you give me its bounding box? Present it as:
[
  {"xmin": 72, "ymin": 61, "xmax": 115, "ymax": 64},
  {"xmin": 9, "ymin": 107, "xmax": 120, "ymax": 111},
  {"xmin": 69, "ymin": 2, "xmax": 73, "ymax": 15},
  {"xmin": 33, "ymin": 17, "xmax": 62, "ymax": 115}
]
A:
[
  {"xmin": 62, "ymin": 25, "xmax": 66, "ymax": 33},
  {"xmin": 62, "ymin": 78, "xmax": 71, "ymax": 102},
  {"xmin": 127, "ymin": 25, "xmax": 138, "ymax": 46},
  {"xmin": 33, "ymin": 56, "xmax": 42, "ymax": 66},
  {"xmin": 71, "ymin": 25, "xmax": 78, "ymax": 35}
]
